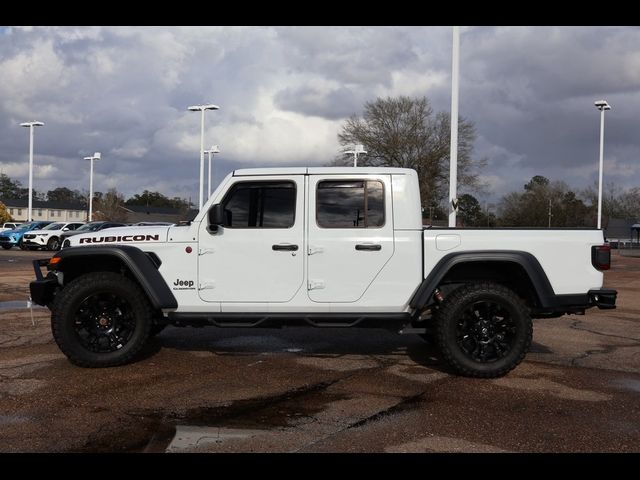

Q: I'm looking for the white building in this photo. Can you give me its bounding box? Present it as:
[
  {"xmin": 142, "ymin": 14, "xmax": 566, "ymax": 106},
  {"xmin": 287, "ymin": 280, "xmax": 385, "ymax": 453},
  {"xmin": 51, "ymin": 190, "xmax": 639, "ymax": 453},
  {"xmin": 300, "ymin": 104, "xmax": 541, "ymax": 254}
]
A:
[{"xmin": 1, "ymin": 198, "xmax": 87, "ymax": 222}]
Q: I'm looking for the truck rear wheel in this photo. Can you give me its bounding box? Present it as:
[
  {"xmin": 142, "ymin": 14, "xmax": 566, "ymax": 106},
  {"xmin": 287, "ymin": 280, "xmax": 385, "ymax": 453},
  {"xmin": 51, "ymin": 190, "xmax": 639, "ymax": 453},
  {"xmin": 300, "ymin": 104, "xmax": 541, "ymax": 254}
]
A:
[
  {"xmin": 51, "ymin": 272, "xmax": 153, "ymax": 367},
  {"xmin": 435, "ymin": 282, "xmax": 532, "ymax": 378}
]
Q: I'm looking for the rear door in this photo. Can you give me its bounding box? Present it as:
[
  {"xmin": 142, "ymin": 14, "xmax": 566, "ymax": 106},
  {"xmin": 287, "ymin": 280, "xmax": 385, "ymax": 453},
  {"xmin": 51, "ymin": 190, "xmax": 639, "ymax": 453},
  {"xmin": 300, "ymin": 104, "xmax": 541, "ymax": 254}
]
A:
[{"xmin": 307, "ymin": 175, "xmax": 394, "ymax": 302}]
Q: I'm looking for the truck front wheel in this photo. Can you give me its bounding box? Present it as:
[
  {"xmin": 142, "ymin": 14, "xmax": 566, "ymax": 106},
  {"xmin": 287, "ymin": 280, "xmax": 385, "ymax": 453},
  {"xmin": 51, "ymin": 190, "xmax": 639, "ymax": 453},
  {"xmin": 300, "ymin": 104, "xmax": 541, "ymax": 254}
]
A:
[
  {"xmin": 51, "ymin": 272, "xmax": 153, "ymax": 367},
  {"xmin": 435, "ymin": 282, "xmax": 532, "ymax": 378}
]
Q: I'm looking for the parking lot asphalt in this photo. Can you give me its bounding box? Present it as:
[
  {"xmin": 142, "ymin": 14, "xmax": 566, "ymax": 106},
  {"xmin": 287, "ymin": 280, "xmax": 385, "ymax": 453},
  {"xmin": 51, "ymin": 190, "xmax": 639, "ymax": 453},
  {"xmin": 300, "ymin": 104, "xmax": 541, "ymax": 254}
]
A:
[{"xmin": 1, "ymin": 249, "xmax": 639, "ymax": 452}]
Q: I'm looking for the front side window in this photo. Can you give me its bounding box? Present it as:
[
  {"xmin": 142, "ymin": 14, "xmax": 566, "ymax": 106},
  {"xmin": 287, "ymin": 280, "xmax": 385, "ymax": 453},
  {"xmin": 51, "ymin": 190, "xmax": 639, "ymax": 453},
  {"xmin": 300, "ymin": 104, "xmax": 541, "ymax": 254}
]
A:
[
  {"xmin": 43, "ymin": 222, "xmax": 65, "ymax": 230},
  {"xmin": 220, "ymin": 181, "xmax": 296, "ymax": 228},
  {"xmin": 316, "ymin": 180, "xmax": 385, "ymax": 228}
]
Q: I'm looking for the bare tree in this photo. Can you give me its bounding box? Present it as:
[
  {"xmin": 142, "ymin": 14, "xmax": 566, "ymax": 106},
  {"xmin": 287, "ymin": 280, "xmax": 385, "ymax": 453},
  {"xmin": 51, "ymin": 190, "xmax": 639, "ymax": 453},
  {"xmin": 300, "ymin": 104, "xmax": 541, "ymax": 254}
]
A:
[
  {"xmin": 335, "ymin": 96, "xmax": 486, "ymax": 208},
  {"xmin": 93, "ymin": 188, "xmax": 129, "ymax": 222},
  {"xmin": 0, "ymin": 201, "xmax": 11, "ymax": 223}
]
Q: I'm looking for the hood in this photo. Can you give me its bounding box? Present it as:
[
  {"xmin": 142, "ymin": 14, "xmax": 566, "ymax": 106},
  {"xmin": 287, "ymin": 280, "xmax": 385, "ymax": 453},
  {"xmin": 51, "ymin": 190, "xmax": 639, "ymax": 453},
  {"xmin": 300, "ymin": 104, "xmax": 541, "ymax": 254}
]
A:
[
  {"xmin": 2, "ymin": 227, "xmax": 29, "ymax": 235},
  {"xmin": 26, "ymin": 229, "xmax": 54, "ymax": 235},
  {"xmin": 65, "ymin": 225, "xmax": 170, "ymax": 247}
]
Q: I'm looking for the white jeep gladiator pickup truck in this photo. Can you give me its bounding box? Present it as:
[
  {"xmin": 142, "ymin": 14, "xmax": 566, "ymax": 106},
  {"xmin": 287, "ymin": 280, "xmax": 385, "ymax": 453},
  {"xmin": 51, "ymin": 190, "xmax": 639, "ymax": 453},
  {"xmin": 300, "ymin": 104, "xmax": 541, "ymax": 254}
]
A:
[{"xmin": 30, "ymin": 167, "xmax": 617, "ymax": 377}]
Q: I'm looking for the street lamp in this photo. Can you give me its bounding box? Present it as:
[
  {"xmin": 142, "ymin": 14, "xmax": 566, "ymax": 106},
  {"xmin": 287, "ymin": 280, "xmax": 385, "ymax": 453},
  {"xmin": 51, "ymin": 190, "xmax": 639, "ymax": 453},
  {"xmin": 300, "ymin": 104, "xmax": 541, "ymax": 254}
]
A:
[
  {"xmin": 204, "ymin": 145, "xmax": 220, "ymax": 199},
  {"xmin": 594, "ymin": 100, "xmax": 611, "ymax": 230},
  {"xmin": 344, "ymin": 144, "xmax": 367, "ymax": 167},
  {"xmin": 449, "ymin": 25, "xmax": 460, "ymax": 228},
  {"xmin": 84, "ymin": 152, "xmax": 101, "ymax": 221},
  {"xmin": 19, "ymin": 121, "xmax": 44, "ymax": 221},
  {"xmin": 188, "ymin": 103, "xmax": 220, "ymax": 210}
]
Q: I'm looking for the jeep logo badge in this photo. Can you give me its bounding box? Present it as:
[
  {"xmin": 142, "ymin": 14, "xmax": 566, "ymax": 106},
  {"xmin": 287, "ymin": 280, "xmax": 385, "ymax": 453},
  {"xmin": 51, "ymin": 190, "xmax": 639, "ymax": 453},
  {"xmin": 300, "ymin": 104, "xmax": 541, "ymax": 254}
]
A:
[{"xmin": 172, "ymin": 279, "xmax": 195, "ymax": 290}]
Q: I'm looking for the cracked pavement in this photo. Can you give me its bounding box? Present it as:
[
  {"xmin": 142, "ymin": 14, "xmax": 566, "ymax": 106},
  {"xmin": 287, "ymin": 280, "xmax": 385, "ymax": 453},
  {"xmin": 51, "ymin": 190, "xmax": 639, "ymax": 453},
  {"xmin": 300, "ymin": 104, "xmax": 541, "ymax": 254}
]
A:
[{"xmin": 1, "ymin": 250, "xmax": 639, "ymax": 452}]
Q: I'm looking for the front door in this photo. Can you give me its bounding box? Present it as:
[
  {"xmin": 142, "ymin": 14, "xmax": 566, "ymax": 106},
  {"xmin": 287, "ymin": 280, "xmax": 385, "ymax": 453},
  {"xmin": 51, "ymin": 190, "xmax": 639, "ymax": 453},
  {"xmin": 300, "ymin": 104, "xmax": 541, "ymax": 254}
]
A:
[
  {"xmin": 198, "ymin": 177, "xmax": 305, "ymax": 303},
  {"xmin": 307, "ymin": 175, "xmax": 394, "ymax": 303}
]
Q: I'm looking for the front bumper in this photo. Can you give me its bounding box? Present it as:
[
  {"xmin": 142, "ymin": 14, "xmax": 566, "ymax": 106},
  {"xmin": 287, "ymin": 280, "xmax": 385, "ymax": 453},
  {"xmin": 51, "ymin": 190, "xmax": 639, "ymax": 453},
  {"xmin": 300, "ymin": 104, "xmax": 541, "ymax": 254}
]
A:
[
  {"xmin": 0, "ymin": 237, "xmax": 19, "ymax": 246},
  {"xmin": 23, "ymin": 239, "xmax": 47, "ymax": 247},
  {"xmin": 29, "ymin": 259, "xmax": 58, "ymax": 307}
]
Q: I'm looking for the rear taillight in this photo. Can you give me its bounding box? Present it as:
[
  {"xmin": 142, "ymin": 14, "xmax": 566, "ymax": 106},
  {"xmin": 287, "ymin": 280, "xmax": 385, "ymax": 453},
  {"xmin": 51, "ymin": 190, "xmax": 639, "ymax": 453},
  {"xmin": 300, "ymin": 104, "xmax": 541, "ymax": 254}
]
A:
[{"xmin": 592, "ymin": 244, "xmax": 611, "ymax": 271}]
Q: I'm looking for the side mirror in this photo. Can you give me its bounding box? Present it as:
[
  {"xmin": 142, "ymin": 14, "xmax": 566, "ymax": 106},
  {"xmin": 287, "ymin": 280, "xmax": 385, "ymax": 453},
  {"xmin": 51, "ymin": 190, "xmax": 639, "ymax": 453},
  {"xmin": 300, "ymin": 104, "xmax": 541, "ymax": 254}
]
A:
[
  {"xmin": 208, "ymin": 204, "xmax": 225, "ymax": 227},
  {"xmin": 62, "ymin": 227, "xmax": 69, "ymax": 231}
]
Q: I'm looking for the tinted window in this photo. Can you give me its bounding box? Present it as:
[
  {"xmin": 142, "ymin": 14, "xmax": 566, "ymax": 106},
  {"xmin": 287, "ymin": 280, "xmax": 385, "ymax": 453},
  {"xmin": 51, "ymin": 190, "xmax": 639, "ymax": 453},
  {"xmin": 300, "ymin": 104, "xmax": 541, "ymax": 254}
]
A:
[
  {"xmin": 317, "ymin": 180, "xmax": 385, "ymax": 228},
  {"xmin": 221, "ymin": 181, "xmax": 296, "ymax": 228},
  {"xmin": 43, "ymin": 223, "xmax": 65, "ymax": 230}
]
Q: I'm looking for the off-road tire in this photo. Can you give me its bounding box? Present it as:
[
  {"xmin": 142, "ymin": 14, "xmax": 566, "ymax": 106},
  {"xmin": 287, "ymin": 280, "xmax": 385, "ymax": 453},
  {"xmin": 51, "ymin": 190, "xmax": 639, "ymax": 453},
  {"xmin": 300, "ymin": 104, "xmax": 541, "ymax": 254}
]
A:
[
  {"xmin": 1, "ymin": 245, "xmax": 12, "ymax": 250},
  {"xmin": 435, "ymin": 282, "xmax": 532, "ymax": 378},
  {"xmin": 51, "ymin": 272, "xmax": 153, "ymax": 367}
]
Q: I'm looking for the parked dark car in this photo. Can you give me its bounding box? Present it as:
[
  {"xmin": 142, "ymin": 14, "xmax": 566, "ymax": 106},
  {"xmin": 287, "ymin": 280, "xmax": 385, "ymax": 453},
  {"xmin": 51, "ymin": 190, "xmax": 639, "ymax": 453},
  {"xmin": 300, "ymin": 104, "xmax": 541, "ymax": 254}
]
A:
[{"xmin": 60, "ymin": 221, "xmax": 126, "ymax": 248}]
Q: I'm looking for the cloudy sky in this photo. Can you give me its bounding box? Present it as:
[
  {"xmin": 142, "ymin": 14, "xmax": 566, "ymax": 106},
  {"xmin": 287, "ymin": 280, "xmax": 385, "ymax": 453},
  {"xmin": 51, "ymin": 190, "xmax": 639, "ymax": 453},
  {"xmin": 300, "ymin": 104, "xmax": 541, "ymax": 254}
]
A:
[{"xmin": 1, "ymin": 26, "xmax": 638, "ymax": 205}]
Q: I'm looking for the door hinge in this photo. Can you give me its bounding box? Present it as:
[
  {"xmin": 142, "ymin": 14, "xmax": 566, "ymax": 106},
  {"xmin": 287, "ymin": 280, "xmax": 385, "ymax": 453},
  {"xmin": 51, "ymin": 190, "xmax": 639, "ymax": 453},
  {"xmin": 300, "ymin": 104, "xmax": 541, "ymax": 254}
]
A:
[
  {"xmin": 308, "ymin": 245, "xmax": 324, "ymax": 255},
  {"xmin": 308, "ymin": 280, "xmax": 325, "ymax": 290},
  {"xmin": 199, "ymin": 248, "xmax": 215, "ymax": 255},
  {"xmin": 199, "ymin": 282, "xmax": 215, "ymax": 290}
]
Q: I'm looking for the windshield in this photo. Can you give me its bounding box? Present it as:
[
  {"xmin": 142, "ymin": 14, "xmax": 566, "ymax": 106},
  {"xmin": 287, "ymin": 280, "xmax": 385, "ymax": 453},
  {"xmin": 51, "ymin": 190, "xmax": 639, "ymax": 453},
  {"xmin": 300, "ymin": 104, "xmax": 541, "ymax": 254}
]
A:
[
  {"xmin": 76, "ymin": 223, "xmax": 103, "ymax": 232},
  {"xmin": 15, "ymin": 223, "xmax": 35, "ymax": 231},
  {"xmin": 43, "ymin": 223, "xmax": 65, "ymax": 230}
]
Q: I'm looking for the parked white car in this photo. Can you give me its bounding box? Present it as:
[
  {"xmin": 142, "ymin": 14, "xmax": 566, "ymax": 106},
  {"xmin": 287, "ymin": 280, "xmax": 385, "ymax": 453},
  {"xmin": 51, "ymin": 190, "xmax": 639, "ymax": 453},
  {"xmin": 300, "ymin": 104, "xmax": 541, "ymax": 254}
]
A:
[
  {"xmin": 22, "ymin": 221, "xmax": 85, "ymax": 251},
  {"xmin": 0, "ymin": 222, "xmax": 22, "ymax": 233}
]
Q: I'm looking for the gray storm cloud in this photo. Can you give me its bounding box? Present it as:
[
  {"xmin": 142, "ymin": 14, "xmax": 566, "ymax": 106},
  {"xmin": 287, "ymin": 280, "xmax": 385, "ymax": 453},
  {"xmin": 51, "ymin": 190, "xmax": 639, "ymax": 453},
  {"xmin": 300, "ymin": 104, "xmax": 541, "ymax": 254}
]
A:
[{"xmin": 0, "ymin": 26, "xmax": 638, "ymax": 202}]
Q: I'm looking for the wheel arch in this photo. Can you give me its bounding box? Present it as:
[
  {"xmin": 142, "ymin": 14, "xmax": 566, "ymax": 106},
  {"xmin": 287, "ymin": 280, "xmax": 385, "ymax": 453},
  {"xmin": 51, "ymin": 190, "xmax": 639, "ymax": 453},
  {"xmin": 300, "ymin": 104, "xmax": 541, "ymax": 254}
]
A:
[
  {"xmin": 50, "ymin": 246, "xmax": 177, "ymax": 310},
  {"xmin": 410, "ymin": 250, "xmax": 555, "ymax": 311}
]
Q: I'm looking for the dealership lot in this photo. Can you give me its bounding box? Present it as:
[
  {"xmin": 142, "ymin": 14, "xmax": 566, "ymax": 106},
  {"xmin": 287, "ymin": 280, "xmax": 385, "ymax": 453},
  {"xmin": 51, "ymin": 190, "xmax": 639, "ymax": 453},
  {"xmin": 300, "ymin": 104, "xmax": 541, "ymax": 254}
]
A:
[{"xmin": 1, "ymin": 250, "xmax": 639, "ymax": 452}]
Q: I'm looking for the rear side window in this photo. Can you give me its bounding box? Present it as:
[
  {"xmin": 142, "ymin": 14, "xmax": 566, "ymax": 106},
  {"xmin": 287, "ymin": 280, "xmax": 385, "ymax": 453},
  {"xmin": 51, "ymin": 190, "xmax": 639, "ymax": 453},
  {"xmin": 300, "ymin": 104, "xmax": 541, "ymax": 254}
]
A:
[
  {"xmin": 221, "ymin": 181, "xmax": 296, "ymax": 228},
  {"xmin": 316, "ymin": 180, "xmax": 385, "ymax": 228}
]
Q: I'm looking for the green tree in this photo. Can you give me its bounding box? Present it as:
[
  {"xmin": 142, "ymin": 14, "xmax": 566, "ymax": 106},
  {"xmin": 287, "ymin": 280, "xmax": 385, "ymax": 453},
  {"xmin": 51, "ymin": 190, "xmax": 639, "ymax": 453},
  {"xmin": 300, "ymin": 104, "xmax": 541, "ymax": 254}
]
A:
[
  {"xmin": 457, "ymin": 194, "xmax": 484, "ymax": 226},
  {"xmin": 335, "ymin": 96, "xmax": 486, "ymax": 208},
  {"xmin": 499, "ymin": 176, "xmax": 591, "ymax": 227},
  {"xmin": 125, "ymin": 190, "xmax": 191, "ymax": 210},
  {"xmin": 47, "ymin": 187, "xmax": 86, "ymax": 204},
  {"xmin": 0, "ymin": 173, "xmax": 28, "ymax": 199},
  {"xmin": 524, "ymin": 175, "xmax": 550, "ymax": 191}
]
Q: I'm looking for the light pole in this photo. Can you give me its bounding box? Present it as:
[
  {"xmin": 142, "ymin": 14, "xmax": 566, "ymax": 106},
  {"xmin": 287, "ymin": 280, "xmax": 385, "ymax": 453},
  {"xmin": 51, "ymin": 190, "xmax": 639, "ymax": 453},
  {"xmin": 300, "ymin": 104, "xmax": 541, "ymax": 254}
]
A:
[
  {"xmin": 344, "ymin": 144, "xmax": 367, "ymax": 167},
  {"xmin": 449, "ymin": 25, "xmax": 460, "ymax": 228},
  {"xmin": 19, "ymin": 121, "xmax": 44, "ymax": 221},
  {"xmin": 84, "ymin": 152, "xmax": 101, "ymax": 221},
  {"xmin": 204, "ymin": 145, "xmax": 220, "ymax": 199},
  {"xmin": 188, "ymin": 103, "xmax": 220, "ymax": 210},
  {"xmin": 594, "ymin": 100, "xmax": 611, "ymax": 229}
]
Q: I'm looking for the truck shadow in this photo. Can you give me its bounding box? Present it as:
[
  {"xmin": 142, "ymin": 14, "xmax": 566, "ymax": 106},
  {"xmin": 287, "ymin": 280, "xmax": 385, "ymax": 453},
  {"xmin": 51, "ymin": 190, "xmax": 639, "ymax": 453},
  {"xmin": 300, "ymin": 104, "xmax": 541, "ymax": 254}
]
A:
[{"xmin": 145, "ymin": 326, "xmax": 457, "ymax": 375}]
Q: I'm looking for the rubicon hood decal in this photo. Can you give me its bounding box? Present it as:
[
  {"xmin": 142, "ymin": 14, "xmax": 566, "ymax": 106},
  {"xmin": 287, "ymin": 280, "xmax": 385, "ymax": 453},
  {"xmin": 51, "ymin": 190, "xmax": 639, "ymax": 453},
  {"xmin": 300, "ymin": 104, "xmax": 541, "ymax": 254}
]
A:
[
  {"xmin": 79, "ymin": 234, "xmax": 160, "ymax": 244},
  {"xmin": 68, "ymin": 226, "xmax": 170, "ymax": 246}
]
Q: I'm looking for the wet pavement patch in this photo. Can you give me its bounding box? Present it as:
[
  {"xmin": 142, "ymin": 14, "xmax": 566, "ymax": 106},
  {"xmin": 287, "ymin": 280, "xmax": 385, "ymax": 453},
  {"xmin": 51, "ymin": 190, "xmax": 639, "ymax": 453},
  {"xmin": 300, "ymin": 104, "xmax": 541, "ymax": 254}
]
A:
[
  {"xmin": 0, "ymin": 300, "xmax": 45, "ymax": 311},
  {"xmin": 165, "ymin": 426, "xmax": 267, "ymax": 452},
  {"xmin": 612, "ymin": 378, "xmax": 640, "ymax": 393},
  {"xmin": 81, "ymin": 379, "xmax": 350, "ymax": 453},
  {"xmin": 0, "ymin": 415, "xmax": 31, "ymax": 426}
]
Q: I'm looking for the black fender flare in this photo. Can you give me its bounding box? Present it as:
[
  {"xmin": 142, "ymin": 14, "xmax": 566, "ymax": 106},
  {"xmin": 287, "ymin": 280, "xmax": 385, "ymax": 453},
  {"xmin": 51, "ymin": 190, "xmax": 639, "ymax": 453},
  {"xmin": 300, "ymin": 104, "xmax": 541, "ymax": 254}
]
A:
[
  {"xmin": 49, "ymin": 245, "xmax": 177, "ymax": 310},
  {"xmin": 410, "ymin": 250, "xmax": 558, "ymax": 310}
]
